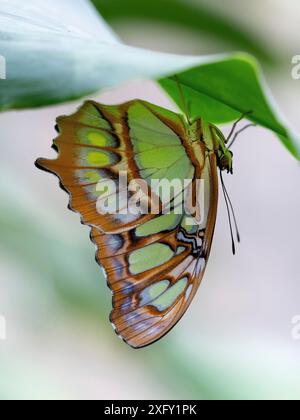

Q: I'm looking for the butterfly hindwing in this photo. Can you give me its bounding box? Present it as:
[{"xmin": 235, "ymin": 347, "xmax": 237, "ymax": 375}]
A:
[
  {"xmin": 36, "ymin": 99, "xmax": 218, "ymax": 348},
  {"xmin": 91, "ymin": 155, "xmax": 218, "ymax": 348}
]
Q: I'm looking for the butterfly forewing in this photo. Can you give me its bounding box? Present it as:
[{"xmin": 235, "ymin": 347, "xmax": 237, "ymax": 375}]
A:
[{"xmin": 36, "ymin": 100, "xmax": 218, "ymax": 348}]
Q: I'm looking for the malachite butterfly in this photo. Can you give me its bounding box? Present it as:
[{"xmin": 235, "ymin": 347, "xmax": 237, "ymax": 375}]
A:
[{"xmin": 36, "ymin": 99, "xmax": 237, "ymax": 349}]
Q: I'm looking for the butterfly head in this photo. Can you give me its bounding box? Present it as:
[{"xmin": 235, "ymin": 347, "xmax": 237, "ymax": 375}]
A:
[
  {"xmin": 209, "ymin": 124, "xmax": 233, "ymax": 174},
  {"xmin": 217, "ymin": 148, "xmax": 233, "ymax": 174}
]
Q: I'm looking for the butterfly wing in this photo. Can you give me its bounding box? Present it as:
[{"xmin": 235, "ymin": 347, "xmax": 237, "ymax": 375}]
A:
[
  {"xmin": 36, "ymin": 100, "xmax": 218, "ymax": 348},
  {"xmin": 92, "ymin": 155, "xmax": 218, "ymax": 348}
]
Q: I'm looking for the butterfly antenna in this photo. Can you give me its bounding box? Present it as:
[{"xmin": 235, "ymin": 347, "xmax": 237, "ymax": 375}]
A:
[
  {"xmin": 221, "ymin": 175, "xmax": 236, "ymax": 255},
  {"xmin": 220, "ymin": 171, "xmax": 241, "ymax": 255},
  {"xmin": 174, "ymin": 75, "xmax": 192, "ymax": 125},
  {"xmin": 228, "ymin": 123, "xmax": 256, "ymax": 149},
  {"xmin": 226, "ymin": 111, "xmax": 253, "ymax": 144},
  {"xmin": 220, "ymin": 171, "xmax": 241, "ymax": 243}
]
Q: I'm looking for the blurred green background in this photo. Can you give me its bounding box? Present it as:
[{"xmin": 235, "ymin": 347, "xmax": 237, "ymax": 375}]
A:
[{"xmin": 0, "ymin": 0, "xmax": 299, "ymax": 400}]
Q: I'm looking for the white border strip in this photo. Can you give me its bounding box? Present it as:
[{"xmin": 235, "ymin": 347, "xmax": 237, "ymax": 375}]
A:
[{"xmin": 0, "ymin": 55, "xmax": 6, "ymax": 80}]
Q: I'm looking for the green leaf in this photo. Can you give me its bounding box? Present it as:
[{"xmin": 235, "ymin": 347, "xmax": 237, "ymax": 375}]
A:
[
  {"xmin": 0, "ymin": 0, "xmax": 119, "ymax": 109},
  {"xmin": 92, "ymin": 0, "xmax": 276, "ymax": 66},
  {"xmin": 159, "ymin": 54, "xmax": 300, "ymax": 160},
  {"xmin": 0, "ymin": 0, "xmax": 299, "ymax": 159}
]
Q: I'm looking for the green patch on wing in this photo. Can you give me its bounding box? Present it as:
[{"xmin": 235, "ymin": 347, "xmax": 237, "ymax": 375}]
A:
[
  {"xmin": 128, "ymin": 103, "xmax": 191, "ymax": 176},
  {"xmin": 75, "ymin": 169, "xmax": 102, "ymax": 184},
  {"xmin": 136, "ymin": 213, "xmax": 182, "ymax": 237},
  {"xmin": 139, "ymin": 280, "xmax": 170, "ymax": 306},
  {"xmin": 76, "ymin": 102, "xmax": 112, "ymax": 130},
  {"xmin": 81, "ymin": 149, "xmax": 118, "ymax": 167},
  {"xmin": 181, "ymin": 216, "xmax": 199, "ymax": 234},
  {"xmin": 78, "ymin": 128, "xmax": 118, "ymax": 148},
  {"xmin": 151, "ymin": 277, "xmax": 188, "ymax": 311},
  {"xmin": 128, "ymin": 102, "xmax": 194, "ymax": 206},
  {"xmin": 129, "ymin": 243, "xmax": 174, "ymax": 275}
]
